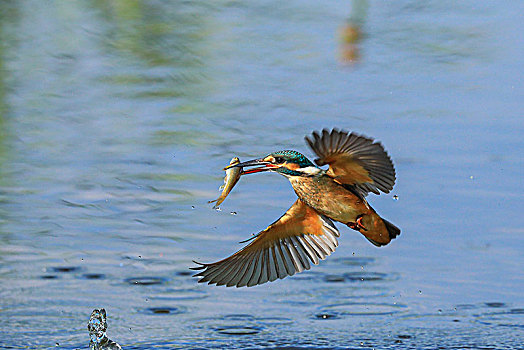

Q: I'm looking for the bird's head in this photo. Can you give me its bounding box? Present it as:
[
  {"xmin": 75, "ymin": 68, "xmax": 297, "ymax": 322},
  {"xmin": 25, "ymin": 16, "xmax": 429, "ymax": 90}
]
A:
[{"xmin": 225, "ymin": 150, "xmax": 321, "ymax": 177}]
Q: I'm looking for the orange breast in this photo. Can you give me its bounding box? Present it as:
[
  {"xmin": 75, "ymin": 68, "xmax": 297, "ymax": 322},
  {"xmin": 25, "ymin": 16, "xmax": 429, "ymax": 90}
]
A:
[{"xmin": 289, "ymin": 175, "xmax": 370, "ymax": 223}]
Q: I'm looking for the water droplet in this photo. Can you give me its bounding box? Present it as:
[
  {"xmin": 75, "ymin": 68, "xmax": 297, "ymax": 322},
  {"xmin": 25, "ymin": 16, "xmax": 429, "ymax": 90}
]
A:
[
  {"xmin": 215, "ymin": 207, "xmax": 221, "ymax": 212},
  {"xmin": 469, "ymin": 175, "xmax": 474, "ymax": 179},
  {"xmin": 419, "ymin": 290, "xmax": 422, "ymax": 294},
  {"xmin": 393, "ymin": 195, "xmax": 399, "ymax": 201},
  {"xmin": 316, "ymin": 313, "xmax": 337, "ymax": 319},
  {"xmin": 230, "ymin": 211, "xmax": 237, "ymax": 215},
  {"xmin": 191, "ymin": 205, "xmax": 195, "ymax": 209}
]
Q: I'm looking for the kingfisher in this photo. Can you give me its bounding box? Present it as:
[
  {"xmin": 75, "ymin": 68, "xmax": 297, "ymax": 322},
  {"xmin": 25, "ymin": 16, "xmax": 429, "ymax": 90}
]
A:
[{"xmin": 192, "ymin": 128, "xmax": 400, "ymax": 288}]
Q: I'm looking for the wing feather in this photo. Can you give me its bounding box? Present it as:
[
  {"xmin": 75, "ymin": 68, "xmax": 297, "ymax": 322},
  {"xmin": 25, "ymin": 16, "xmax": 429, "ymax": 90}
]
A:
[
  {"xmin": 287, "ymin": 237, "xmax": 309, "ymax": 271},
  {"xmin": 274, "ymin": 243, "xmax": 288, "ymax": 278},
  {"xmin": 227, "ymin": 252, "xmax": 254, "ymax": 287},
  {"xmin": 285, "ymin": 238, "xmax": 305, "ymax": 273},
  {"xmin": 309, "ymin": 234, "xmax": 331, "ymax": 255},
  {"xmin": 296, "ymin": 235, "xmax": 320, "ymax": 265},
  {"xmin": 191, "ymin": 199, "xmax": 339, "ymax": 287},
  {"xmin": 246, "ymin": 253, "xmax": 261, "ymax": 287},
  {"xmin": 277, "ymin": 242, "xmax": 295, "ymax": 277},
  {"xmin": 302, "ymin": 234, "xmax": 327, "ymax": 260},
  {"xmin": 305, "ymin": 128, "xmax": 396, "ymax": 196},
  {"xmin": 237, "ymin": 252, "xmax": 258, "ymax": 287},
  {"xmin": 268, "ymin": 246, "xmax": 278, "ymax": 282},
  {"xmin": 256, "ymin": 251, "xmax": 269, "ymax": 285}
]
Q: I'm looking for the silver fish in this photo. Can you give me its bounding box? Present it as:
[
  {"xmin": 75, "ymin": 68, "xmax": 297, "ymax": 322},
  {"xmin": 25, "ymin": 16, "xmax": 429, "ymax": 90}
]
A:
[{"xmin": 208, "ymin": 157, "xmax": 242, "ymax": 209}]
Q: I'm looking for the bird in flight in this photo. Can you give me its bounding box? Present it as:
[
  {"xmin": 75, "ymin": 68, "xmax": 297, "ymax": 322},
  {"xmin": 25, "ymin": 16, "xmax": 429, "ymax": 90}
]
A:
[{"xmin": 192, "ymin": 128, "xmax": 400, "ymax": 287}]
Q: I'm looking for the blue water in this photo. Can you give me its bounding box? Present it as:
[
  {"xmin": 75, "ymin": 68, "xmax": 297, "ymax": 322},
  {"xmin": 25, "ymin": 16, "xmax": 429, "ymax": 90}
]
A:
[{"xmin": 0, "ymin": 1, "xmax": 522, "ymax": 349}]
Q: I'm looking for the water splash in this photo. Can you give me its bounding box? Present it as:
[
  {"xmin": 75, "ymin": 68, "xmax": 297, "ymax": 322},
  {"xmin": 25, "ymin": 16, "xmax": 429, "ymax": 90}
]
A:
[{"xmin": 88, "ymin": 308, "xmax": 121, "ymax": 350}]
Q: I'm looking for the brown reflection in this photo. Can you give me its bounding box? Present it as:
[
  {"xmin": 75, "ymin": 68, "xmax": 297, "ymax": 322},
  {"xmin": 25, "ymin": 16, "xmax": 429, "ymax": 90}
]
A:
[{"xmin": 339, "ymin": 0, "xmax": 368, "ymax": 64}]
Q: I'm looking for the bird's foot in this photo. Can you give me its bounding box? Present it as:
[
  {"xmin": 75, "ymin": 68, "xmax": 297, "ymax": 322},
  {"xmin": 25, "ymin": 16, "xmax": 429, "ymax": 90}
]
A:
[{"xmin": 348, "ymin": 215, "xmax": 367, "ymax": 232}]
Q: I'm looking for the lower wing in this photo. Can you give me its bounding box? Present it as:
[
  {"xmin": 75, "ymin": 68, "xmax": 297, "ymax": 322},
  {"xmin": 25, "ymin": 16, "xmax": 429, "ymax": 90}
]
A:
[{"xmin": 191, "ymin": 199, "xmax": 340, "ymax": 287}]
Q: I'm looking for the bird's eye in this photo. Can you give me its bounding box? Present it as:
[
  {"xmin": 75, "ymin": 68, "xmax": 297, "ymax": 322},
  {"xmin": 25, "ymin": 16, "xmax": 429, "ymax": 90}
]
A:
[{"xmin": 273, "ymin": 156, "xmax": 284, "ymax": 163}]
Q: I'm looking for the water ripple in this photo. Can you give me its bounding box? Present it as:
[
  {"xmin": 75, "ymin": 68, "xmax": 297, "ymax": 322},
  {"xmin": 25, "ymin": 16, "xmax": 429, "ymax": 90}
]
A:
[
  {"xmin": 150, "ymin": 288, "xmax": 208, "ymax": 301},
  {"xmin": 47, "ymin": 266, "xmax": 82, "ymax": 273},
  {"xmin": 141, "ymin": 306, "xmax": 186, "ymax": 315},
  {"xmin": 329, "ymin": 256, "xmax": 376, "ymax": 267},
  {"xmin": 124, "ymin": 276, "xmax": 168, "ymax": 286},
  {"xmin": 475, "ymin": 309, "xmax": 524, "ymax": 329},
  {"xmin": 213, "ymin": 325, "xmax": 262, "ymax": 335},
  {"xmin": 80, "ymin": 273, "xmax": 106, "ymax": 280},
  {"xmin": 316, "ymin": 302, "xmax": 408, "ymax": 318}
]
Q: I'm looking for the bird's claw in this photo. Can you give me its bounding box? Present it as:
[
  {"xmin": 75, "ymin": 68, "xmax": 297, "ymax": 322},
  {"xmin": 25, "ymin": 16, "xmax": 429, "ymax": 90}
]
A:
[{"xmin": 348, "ymin": 215, "xmax": 367, "ymax": 232}]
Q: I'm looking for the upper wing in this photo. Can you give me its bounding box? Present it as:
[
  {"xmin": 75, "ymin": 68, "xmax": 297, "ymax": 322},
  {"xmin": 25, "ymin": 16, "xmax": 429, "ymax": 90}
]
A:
[
  {"xmin": 305, "ymin": 128, "xmax": 396, "ymax": 196},
  {"xmin": 191, "ymin": 199, "xmax": 339, "ymax": 288}
]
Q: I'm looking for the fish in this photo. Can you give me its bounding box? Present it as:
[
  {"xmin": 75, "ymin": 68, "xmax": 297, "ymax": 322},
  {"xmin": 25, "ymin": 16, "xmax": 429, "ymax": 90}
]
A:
[{"xmin": 208, "ymin": 157, "xmax": 242, "ymax": 209}]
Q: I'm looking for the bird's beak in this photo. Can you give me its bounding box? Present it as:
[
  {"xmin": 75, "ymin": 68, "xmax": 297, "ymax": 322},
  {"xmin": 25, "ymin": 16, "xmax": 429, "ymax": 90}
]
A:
[{"xmin": 223, "ymin": 158, "xmax": 279, "ymax": 174}]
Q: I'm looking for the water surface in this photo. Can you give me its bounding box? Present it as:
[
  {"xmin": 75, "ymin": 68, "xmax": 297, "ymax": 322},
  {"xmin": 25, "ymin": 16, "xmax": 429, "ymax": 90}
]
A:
[{"xmin": 0, "ymin": 1, "xmax": 522, "ymax": 349}]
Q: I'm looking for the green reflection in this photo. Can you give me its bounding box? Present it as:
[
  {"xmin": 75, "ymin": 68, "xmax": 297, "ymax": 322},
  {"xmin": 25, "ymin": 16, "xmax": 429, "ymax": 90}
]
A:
[
  {"xmin": 89, "ymin": 0, "xmax": 220, "ymax": 139},
  {"xmin": 0, "ymin": 3, "xmax": 16, "ymax": 169},
  {"xmin": 90, "ymin": 0, "xmax": 215, "ymax": 69},
  {"xmin": 0, "ymin": 1, "xmax": 21, "ymax": 243}
]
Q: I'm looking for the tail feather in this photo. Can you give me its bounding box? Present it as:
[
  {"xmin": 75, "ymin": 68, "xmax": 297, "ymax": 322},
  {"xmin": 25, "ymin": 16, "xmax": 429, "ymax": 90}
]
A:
[
  {"xmin": 355, "ymin": 216, "xmax": 401, "ymax": 247},
  {"xmin": 347, "ymin": 214, "xmax": 401, "ymax": 247},
  {"xmin": 383, "ymin": 219, "xmax": 401, "ymax": 240}
]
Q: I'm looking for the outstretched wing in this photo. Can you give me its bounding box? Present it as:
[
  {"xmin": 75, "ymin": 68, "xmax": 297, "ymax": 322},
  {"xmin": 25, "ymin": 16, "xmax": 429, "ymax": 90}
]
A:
[
  {"xmin": 191, "ymin": 199, "xmax": 339, "ymax": 288},
  {"xmin": 305, "ymin": 128, "xmax": 396, "ymax": 196}
]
